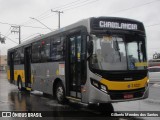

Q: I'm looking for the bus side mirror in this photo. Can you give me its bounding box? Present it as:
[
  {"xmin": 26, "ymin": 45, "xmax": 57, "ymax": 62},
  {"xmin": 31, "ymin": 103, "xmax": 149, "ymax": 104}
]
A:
[{"xmin": 87, "ymin": 40, "xmax": 93, "ymax": 59}]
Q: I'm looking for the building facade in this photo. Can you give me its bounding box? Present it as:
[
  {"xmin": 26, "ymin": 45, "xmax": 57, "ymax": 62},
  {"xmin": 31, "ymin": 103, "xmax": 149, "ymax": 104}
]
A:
[{"xmin": 0, "ymin": 55, "xmax": 7, "ymax": 71}]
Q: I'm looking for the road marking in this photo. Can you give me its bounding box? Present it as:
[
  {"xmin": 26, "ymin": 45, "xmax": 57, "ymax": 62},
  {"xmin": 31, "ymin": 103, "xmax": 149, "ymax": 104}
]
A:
[
  {"xmin": 46, "ymin": 100, "xmax": 66, "ymax": 107},
  {"xmin": 153, "ymin": 83, "xmax": 160, "ymax": 87},
  {"xmin": 119, "ymin": 118, "xmax": 129, "ymax": 120}
]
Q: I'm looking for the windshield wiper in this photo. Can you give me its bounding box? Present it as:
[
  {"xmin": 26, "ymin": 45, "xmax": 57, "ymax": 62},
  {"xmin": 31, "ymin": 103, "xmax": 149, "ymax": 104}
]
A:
[
  {"xmin": 137, "ymin": 42, "xmax": 141, "ymax": 62},
  {"xmin": 114, "ymin": 38, "xmax": 121, "ymax": 62}
]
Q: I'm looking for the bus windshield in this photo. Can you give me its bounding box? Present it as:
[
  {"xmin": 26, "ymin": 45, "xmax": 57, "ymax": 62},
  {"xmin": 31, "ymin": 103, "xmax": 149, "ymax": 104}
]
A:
[{"xmin": 90, "ymin": 34, "xmax": 147, "ymax": 71}]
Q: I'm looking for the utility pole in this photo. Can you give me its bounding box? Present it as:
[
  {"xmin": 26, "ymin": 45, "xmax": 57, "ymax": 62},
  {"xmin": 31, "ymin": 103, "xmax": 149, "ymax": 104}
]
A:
[
  {"xmin": 51, "ymin": 10, "xmax": 63, "ymax": 29},
  {"xmin": 11, "ymin": 26, "xmax": 21, "ymax": 44}
]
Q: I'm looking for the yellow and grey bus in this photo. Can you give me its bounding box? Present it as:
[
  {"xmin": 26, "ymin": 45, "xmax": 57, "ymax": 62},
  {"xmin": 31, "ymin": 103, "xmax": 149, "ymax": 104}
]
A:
[{"xmin": 7, "ymin": 17, "xmax": 149, "ymax": 106}]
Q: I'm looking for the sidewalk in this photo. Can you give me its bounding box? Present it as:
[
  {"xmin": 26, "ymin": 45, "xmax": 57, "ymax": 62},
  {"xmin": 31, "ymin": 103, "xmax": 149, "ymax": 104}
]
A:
[
  {"xmin": 0, "ymin": 71, "xmax": 7, "ymax": 79},
  {"xmin": 146, "ymin": 83, "xmax": 160, "ymax": 104}
]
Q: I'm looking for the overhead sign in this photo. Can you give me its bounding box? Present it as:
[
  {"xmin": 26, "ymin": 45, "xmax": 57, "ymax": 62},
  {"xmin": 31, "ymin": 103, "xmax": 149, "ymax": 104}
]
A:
[
  {"xmin": 99, "ymin": 21, "xmax": 138, "ymax": 30},
  {"xmin": 90, "ymin": 17, "xmax": 145, "ymax": 32}
]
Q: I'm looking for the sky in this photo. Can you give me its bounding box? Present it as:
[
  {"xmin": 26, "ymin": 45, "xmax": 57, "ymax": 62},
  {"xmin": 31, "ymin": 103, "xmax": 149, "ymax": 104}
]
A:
[{"xmin": 0, "ymin": 0, "xmax": 160, "ymax": 59}]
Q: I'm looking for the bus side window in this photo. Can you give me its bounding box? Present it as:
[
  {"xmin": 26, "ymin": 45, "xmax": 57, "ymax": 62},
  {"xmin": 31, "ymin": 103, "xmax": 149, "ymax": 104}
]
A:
[
  {"xmin": 41, "ymin": 38, "xmax": 51, "ymax": 62},
  {"xmin": 32, "ymin": 42, "xmax": 41, "ymax": 63},
  {"xmin": 14, "ymin": 48, "xmax": 21, "ymax": 65},
  {"xmin": 20, "ymin": 47, "xmax": 24, "ymax": 64},
  {"xmin": 51, "ymin": 37, "xmax": 64, "ymax": 61}
]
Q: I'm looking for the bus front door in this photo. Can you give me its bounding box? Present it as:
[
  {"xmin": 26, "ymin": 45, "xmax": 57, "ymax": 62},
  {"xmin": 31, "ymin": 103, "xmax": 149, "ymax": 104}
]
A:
[{"xmin": 67, "ymin": 34, "xmax": 86, "ymax": 99}]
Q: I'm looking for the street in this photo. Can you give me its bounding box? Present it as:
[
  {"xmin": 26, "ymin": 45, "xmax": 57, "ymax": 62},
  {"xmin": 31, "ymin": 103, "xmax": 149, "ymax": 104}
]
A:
[{"xmin": 0, "ymin": 71, "xmax": 160, "ymax": 120}]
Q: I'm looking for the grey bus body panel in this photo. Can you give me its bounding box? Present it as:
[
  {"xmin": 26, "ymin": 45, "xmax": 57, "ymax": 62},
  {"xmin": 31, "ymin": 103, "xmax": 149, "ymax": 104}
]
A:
[
  {"xmin": 82, "ymin": 64, "xmax": 110, "ymax": 103},
  {"xmin": 14, "ymin": 65, "xmax": 24, "ymax": 70},
  {"xmin": 31, "ymin": 62, "xmax": 65, "ymax": 95}
]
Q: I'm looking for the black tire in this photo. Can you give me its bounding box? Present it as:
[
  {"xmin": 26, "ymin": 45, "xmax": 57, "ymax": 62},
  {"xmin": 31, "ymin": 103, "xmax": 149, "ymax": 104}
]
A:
[
  {"xmin": 43, "ymin": 93, "xmax": 49, "ymax": 97},
  {"xmin": 55, "ymin": 82, "xmax": 66, "ymax": 104},
  {"xmin": 88, "ymin": 104, "xmax": 97, "ymax": 110},
  {"xmin": 18, "ymin": 77, "xmax": 24, "ymax": 91},
  {"xmin": 98, "ymin": 103, "xmax": 114, "ymax": 114}
]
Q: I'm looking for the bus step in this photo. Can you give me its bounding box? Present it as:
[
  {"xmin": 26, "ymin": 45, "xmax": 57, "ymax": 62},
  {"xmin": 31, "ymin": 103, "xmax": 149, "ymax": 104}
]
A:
[
  {"xmin": 26, "ymin": 87, "xmax": 32, "ymax": 91},
  {"xmin": 66, "ymin": 96, "xmax": 81, "ymax": 102}
]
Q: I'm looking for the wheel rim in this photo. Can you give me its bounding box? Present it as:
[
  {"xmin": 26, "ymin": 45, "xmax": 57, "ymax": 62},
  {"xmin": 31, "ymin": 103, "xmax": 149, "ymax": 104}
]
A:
[{"xmin": 56, "ymin": 86, "xmax": 63, "ymax": 101}]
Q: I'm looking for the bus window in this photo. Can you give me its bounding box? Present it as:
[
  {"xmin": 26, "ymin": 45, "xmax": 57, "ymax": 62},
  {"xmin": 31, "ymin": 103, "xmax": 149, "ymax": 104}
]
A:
[
  {"xmin": 51, "ymin": 37, "xmax": 64, "ymax": 61},
  {"xmin": 20, "ymin": 47, "xmax": 24, "ymax": 64},
  {"xmin": 14, "ymin": 49, "xmax": 21, "ymax": 65},
  {"xmin": 32, "ymin": 41, "xmax": 41, "ymax": 63},
  {"xmin": 41, "ymin": 39, "xmax": 51, "ymax": 62}
]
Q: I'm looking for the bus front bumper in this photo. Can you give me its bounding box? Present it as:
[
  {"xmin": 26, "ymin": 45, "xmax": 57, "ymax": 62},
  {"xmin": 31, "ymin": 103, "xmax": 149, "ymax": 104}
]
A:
[{"xmin": 88, "ymin": 84, "xmax": 149, "ymax": 104}]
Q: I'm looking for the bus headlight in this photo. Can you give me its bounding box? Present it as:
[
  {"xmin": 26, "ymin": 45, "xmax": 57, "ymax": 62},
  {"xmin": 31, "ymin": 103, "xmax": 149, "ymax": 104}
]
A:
[
  {"xmin": 101, "ymin": 85, "xmax": 107, "ymax": 91},
  {"xmin": 91, "ymin": 78, "xmax": 108, "ymax": 93},
  {"xmin": 92, "ymin": 80, "xmax": 99, "ymax": 88}
]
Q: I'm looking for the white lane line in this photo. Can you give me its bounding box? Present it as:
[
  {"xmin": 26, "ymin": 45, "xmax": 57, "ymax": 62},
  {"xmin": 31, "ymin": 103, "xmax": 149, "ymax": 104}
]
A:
[{"xmin": 153, "ymin": 83, "xmax": 160, "ymax": 87}]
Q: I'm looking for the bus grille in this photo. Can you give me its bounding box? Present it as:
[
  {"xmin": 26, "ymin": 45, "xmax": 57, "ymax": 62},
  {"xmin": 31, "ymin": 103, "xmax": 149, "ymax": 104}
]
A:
[
  {"xmin": 105, "ymin": 74, "xmax": 146, "ymax": 81},
  {"xmin": 94, "ymin": 70, "xmax": 148, "ymax": 81}
]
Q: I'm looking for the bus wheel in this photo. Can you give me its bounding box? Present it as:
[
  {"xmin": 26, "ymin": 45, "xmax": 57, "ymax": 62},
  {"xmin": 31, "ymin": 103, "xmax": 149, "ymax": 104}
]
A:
[
  {"xmin": 55, "ymin": 82, "xmax": 66, "ymax": 104},
  {"xmin": 98, "ymin": 103, "xmax": 114, "ymax": 114},
  {"xmin": 18, "ymin": 77, "xmax": 24, "ymax": 91}
]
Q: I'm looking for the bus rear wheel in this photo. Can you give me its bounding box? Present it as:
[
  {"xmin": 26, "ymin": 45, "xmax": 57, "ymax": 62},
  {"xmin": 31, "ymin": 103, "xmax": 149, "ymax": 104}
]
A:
[{"xmin": 55, "ymin": 82, "xmax": 66, "ymax": 104}]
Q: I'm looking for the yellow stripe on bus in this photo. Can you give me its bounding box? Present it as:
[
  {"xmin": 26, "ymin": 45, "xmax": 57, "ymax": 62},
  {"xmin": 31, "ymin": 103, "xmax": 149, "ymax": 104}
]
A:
[
  {"xmin": 7, "ymin": 70, "xmax": 25, "ymax": 82},
  {"xmin": 100, "ymin": 77, "xmax": 148, "ymax": 90},
  {"xmin": 7, "ymin": 70, "xmax": 10, "ymax": 80},
  {"xmin": 14, "ymin": 70, "xmax": 25, "ymax": 82},
  {"xmin": 135, "ymin": 62, "xmax": 148, "ymax": 67},
  {"xmin": 26, "ymin": 87, "xmax": 31, "ymax": 91}
]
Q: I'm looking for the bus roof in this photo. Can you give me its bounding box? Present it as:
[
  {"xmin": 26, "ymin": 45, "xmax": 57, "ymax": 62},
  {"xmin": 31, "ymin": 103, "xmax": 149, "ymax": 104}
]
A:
[
  {"xmin": 8, "ymin": 16, "xmax": 144, "ymax": 52},
  {"xmin": 8, "ymin": 17, "xmax": 91, "ymax": 52}
]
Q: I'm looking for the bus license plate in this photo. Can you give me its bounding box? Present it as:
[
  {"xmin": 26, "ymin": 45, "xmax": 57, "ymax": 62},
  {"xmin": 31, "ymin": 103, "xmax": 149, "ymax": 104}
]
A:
[{"xmin": 124, "ymin": 94, "xmax": 133, "ymax": 99}]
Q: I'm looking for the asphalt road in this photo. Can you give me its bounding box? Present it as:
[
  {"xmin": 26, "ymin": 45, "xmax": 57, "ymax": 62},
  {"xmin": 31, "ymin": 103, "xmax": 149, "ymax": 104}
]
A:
[
  {"xmin": 0, "ymin": 71, "xmax": 160, "ymax": 120},
  {"xmin": 149, "ymin": 71, "xmax": 160, "ymax": 83}
]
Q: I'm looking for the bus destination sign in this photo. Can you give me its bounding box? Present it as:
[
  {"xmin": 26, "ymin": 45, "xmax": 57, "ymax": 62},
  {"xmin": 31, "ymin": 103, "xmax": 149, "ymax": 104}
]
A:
[
  {"xmin": 99, "ymin": 21, "xmax": 138, "ymax": 30},
  {"xmin": 90, "ymin": 17, "xmax": 145, "ymax": 32}
]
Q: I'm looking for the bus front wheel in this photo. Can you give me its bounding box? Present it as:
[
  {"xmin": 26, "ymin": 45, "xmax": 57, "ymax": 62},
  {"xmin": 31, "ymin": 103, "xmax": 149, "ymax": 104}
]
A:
[
  {"xmin": 98, "ymin": 103, "xmax": 114, "ymax": 114},
  {"xmin": 55, "ymin": 82, "xmax": 66, "ymax": 104}
]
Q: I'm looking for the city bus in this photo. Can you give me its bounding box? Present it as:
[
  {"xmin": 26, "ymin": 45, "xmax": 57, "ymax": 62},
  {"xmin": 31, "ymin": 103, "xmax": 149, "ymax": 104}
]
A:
[
  {"xmin": 7, "ymin": 17, "xmax": 149, "ymax": 106},
  {"xmin": 149, "ymin": 59, "xmax": 160, "ymax": 67}
]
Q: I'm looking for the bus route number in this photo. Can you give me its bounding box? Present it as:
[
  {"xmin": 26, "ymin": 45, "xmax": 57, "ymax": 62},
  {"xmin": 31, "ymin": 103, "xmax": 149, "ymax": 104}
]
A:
[{"xmin": 128, "ymin": 83, "xmax": 140, "ymax": 88}]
